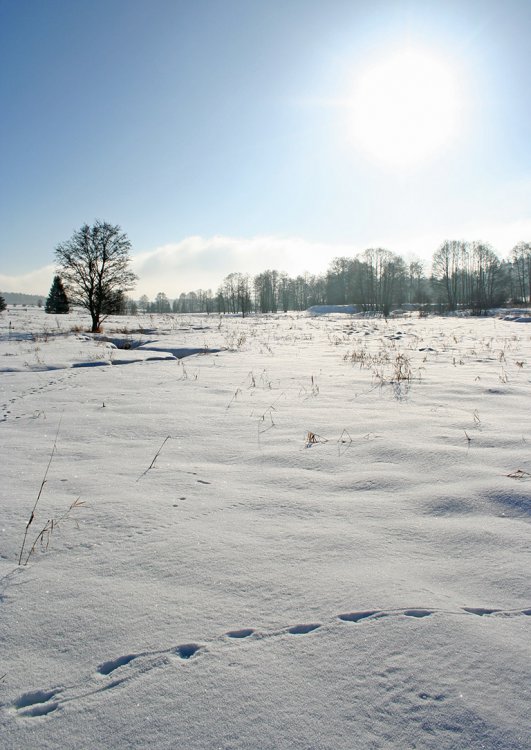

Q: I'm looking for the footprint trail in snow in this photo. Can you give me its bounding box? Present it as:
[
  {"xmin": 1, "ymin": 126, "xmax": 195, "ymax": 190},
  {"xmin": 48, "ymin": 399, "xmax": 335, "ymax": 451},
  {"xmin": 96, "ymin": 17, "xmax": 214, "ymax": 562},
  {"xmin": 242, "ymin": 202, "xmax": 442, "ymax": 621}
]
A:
[{"xmin": 4, "ymin": 604, "xmax": 530, "ymax": 720}]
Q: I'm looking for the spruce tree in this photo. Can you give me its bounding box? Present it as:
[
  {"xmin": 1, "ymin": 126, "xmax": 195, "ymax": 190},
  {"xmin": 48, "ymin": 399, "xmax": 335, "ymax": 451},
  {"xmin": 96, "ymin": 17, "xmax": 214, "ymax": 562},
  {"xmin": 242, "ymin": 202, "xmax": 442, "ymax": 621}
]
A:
[
  {"xmin": 45, "ymin": 276, "xmax": 70, "ymax": 314},
  {"xmin": 0, "ymin": 293, "xmax": 6, "ymax": 312}
]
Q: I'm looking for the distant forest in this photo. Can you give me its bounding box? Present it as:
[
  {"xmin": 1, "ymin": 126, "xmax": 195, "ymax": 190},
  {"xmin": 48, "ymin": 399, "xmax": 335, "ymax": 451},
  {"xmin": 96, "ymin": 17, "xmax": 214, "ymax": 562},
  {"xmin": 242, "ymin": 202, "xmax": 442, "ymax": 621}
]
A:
[
  {"xmin": 4, "ymin": 240, "xmax": 530, "ymax": 317},
  {"xmin": 135, "ymin": 240, "xmax": 531, "ymax": 317},
  {"xmin": 2, "ymin": 292, "xmax": 44, "ymax": 306}
]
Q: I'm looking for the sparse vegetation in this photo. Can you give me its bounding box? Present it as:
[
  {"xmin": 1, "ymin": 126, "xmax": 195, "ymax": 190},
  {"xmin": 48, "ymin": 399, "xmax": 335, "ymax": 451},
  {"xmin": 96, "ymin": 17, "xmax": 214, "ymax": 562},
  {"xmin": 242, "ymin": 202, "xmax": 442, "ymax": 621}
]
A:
[
  {"xmin": 305, "ymin": 431, "xmax": 328, "ymax": 447},
  {"xmin": 137, "ymin": 436, "xmax": 172, "ymax": 481},
  {"xmin": 2, "ymin": 303, "xmax": 530, "ymax": 749},
  {"xmin": 507, "ymin": 468, "xmax": 531, "ymax": 479},
  {"xmin": 21, "ymin": 498, "xmax": 85, "ymax": 566},
  {"xmin": 18, "ymin": 422, "xmax": 62, "ymax": 565},
  {"xmin": 17, "ymin": 420, "xmax": 84, "ymax": 566}
]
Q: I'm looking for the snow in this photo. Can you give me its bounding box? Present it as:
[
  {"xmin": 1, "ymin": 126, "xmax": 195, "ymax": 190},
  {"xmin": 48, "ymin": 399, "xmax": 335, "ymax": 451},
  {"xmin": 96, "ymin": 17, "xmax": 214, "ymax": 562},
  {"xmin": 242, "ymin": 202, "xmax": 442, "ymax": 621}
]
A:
[
  {"xmin": 307, "ymin": 305, "xmax": 359, "ymax": 315},
  {"xmin": 1, "ymin": 307, "xmax": 530, "ymax": 749}
]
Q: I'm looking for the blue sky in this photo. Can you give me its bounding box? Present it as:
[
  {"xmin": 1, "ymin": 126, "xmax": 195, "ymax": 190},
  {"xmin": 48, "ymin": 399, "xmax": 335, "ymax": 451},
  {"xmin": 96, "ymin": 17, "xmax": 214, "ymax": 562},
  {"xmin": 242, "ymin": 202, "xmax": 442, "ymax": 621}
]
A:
[{"xmin": 1, "ymin": 0, "xmax": 530, "ymax": 295}]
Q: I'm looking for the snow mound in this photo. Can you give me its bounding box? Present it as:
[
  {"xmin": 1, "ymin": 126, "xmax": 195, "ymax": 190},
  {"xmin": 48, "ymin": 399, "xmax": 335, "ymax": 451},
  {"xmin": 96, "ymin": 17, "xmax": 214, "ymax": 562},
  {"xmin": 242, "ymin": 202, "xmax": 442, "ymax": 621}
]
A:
[{"xmin": 307, "ymin": 304, "xmax": 358, "ymax": 315}]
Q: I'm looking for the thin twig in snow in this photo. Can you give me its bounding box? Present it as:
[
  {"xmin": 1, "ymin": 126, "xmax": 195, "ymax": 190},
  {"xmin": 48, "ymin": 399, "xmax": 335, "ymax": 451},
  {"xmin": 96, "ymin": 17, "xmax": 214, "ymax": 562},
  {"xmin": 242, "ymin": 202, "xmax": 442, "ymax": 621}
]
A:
[
  {"xmin": 136, "ymin": 436, "xmax": 172, "ymax": 481},
  {"xmin": 22, "ymin": 498, "xmax": 85, "ymax": 566},
  {"xmin": 18, "ymin": 416, "xmax": 63, "ymax": 566}
]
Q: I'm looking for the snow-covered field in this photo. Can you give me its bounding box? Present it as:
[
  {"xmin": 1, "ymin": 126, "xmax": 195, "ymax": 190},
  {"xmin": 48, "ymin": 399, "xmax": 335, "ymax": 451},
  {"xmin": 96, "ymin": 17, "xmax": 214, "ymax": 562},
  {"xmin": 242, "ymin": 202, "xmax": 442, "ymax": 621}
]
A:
[{"xmin": 1, "ymin": 307, "xmax": 530, "ymax": 749}]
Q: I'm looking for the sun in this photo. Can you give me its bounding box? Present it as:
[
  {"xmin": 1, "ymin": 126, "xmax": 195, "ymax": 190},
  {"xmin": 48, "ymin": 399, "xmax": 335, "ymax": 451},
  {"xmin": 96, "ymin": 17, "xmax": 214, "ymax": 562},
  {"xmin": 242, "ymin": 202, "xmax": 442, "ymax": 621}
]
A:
[{"xmin": 350, "ymin": 48, "xmax": 460, "ymax": 168}]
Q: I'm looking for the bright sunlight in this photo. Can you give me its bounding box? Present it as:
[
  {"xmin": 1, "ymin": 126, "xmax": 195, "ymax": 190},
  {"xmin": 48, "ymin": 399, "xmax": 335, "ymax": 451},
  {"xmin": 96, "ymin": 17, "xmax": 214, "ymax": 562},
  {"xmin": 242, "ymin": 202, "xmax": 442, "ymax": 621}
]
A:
[{"xmin": 351, "ymin": 48, "xmax": 460, "ymax": 168}]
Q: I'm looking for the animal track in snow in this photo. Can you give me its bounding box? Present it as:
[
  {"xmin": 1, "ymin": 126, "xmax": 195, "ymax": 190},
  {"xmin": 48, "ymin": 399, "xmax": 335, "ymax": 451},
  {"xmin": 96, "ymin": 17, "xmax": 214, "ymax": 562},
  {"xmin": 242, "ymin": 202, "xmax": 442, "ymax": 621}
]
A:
[
  {"xmin": 419, "ymin": 691, "xmax": 446, "ymax": 702},
  {"xmin": 287, "ymin": 623, "xmax": 321, "ymax": 635},
  {"xmin": 462, "ymin": 607, "xmax": 501, "ymax": 616},
  {"xmin": 226, "ymin": 628, "xmax": 255, "ymax": 639},
  {"xmin": 338, "ymin": 610, "xmax": 379, "ymax": 622},
  {"xmin": 98, "ymin": 653, "xmax": 139, "ymax": 675},
  {"xmin": 12, "ymin": 688, "xmax": 61, "ymax": 717},
  {"xmin": 14, "ymin": 689, "xmax": 59, "ymax": 708},
  {"xmin": 173, "ymin": 644, "xmax": 202, "ymax": 659},
  {"xmin": 403, "ymin": 609, "xmax": 433, "ymax": 618},
  {"xmin": 6, "ymin": 605, "xmax": 529, "ymax": 720}
]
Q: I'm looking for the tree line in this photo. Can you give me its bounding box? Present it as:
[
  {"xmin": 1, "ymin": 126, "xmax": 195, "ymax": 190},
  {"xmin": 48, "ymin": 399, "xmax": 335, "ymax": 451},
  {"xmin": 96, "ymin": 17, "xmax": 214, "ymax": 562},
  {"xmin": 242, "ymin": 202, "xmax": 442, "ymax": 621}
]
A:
[
  {"xmin": 40, "ymin": 221, "xmax": 531, "ymax": 328},
  {"xmin": 137, "ymin": 241, "xmax": 531, "ymax": 317}
]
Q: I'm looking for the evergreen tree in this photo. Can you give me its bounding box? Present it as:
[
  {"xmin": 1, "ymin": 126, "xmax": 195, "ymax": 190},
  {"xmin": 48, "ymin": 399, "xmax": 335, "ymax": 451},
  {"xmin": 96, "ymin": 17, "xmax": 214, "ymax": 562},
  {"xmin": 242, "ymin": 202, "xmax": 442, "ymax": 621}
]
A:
[
  {"xmin": 45, "ymin": 275, "xmax": 70, "ymax": 314},
  {"xmin": 0, "ymin": 293, "xmax": 6, "ymax": 312}
]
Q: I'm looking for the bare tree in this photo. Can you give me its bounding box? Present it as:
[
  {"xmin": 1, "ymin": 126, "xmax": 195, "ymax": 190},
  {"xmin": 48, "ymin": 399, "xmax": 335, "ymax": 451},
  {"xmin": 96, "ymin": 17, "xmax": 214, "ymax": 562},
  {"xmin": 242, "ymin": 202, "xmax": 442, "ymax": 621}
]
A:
[
  {"xmin": 406, "ymin": 260, "xmax": 429, "ymax": 304},
  {"xmin": 469, "ymin": 242, "xmax": 501, "ymax": 313},
  {"xmin": 55, "ymin": 221, "xmax": 137, "ymax": 332},
  {"xmin": 432, "ymin": 240, "xmax": 504, "ymax": 312},
  {"xmin": 510, "ymin": 242, "xmax": 531, "ymax": 304},
  {"xmin": 432, "ymin": 240, "xmax": 465, "ymax": 310},
  {"xmin": 218, "ymin": 273, "xmax": 252, "ymax": 316},
  {"xmin": 326, "ymin": 257, "xmax": 362, "ymax": 305},
  {"xmin": 154, "ymin": 292, "xmax": 171, "ymax": 313},
  {"xmin": 254, "ymin": 270, "xmax": 279, "ymax": 313},
  {"xmin": 235, "ymin": 273, "xmax": 252, "ymax": 316},
  {"xmin": 358, "ymin": 248, "xmax": 405, "ymax": 316}
]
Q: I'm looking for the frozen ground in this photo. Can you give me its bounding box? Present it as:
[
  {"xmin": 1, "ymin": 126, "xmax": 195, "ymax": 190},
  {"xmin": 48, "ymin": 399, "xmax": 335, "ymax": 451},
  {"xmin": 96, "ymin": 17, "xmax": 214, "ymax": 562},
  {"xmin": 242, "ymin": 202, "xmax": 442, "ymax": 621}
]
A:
[{"xmin": 1, "ymin": 307, "xmax": 530, "ymax": 749}]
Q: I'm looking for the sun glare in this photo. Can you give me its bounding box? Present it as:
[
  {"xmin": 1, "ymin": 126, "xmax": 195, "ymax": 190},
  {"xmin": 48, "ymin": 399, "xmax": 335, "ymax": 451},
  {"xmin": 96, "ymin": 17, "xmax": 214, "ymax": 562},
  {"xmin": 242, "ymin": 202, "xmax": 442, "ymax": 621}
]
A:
[{"xmin": 351, "ymin": 48, "xmax": 460, "ymax": 168}]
